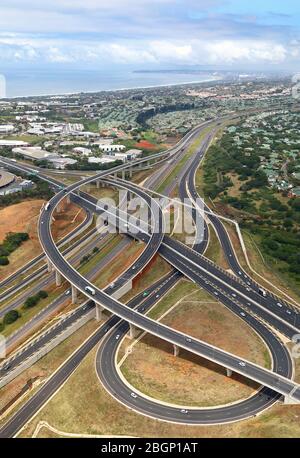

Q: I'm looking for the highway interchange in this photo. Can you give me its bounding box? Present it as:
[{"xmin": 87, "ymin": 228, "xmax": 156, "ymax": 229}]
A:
[{"xmin": 0, "ymin": 115, "xmax": 300, "ymax": 437}]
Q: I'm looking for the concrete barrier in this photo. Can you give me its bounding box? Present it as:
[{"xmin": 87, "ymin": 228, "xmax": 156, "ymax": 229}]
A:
[{"xmin": 0, "ymin": 309, "xmax": 95, "ymax": 389}]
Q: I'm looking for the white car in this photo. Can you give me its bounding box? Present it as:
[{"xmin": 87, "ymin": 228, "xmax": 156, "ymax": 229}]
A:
[
  {"xmin": 232, "ymin": 293, "xmax": 237, "ymax": 297},
  {"xmin": 116, "ymin": 334, "xmax": 120, "ymax": 340},
  {"xmin": 214, "ymin": 292, "xmax": 219, "ymax": 296},
  {"xmin": 180, "ymin": 409, "xmax": 188, "ymax": 414},
  {"xmin": 156, "ymin": 294, "xmax": 160, "ymax": 298},
  {"xmin": 239, "ymin": 361, "xmax": 246, "ymax": 367},
  {"xmin": 186, "ymin": 338, "xmax": 192, "ymax": 343},
  {"xmin": 240, "ymin": 312, "xmax": 246, "ymax": 317},
  {"xmin": 131, "ymin": 392, "xmax": 137, "ymax": 399},
  {"xmin": 286, "ymin": 310, "xmax": 292, "ymax": 315},
  {"xmin": 277, "ymin": 303, "xmax": 283, "ymax": 308},
  {"xmin": 65, "ymin": 290, "xmax": 70, "ymax": 296}
]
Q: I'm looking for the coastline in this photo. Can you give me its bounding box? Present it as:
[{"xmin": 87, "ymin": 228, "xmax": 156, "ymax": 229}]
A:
[{"xmin": 5, "ymin": 76, "xmax": 222, "ymax": 100}]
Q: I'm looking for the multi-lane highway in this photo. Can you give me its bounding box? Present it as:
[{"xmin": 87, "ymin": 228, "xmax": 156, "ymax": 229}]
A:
[
  {"xmin": 36, "ymin": 155, "xmax": 300, "ymax": 404},
  {"xmin": 1, "ymin": 114, "xmax": 299, "ymax": 437}
]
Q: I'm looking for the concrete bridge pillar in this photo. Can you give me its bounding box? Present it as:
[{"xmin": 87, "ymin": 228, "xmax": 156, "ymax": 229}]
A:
[
  {"xmin": 55, "ymin": 270, "xmax": 62, "ymax": 287},
  {"xmin": 283, "ymin": 394, "xmax": 300, "ymax": 405},
  {"xmin": 71, "ymin": 285, "xmax": 78, "ymax": 304},
  {"xmin": 96, "ymin": 180, "xmax": 100, "ymax": 189},
  {"xmin": 46, "ymin": 257, "xmax": 52, "ymax": 273},
  {"xmin": 96, "ymin": 304, "xmax": 105, "ymax": 321},
  {"xmin": 128, "ymin": 323, "xmax": 139, "ymax": 340},
  {"xmin": 121, "ymin": 170, "xmax": 125, "ymax": 180},
  {"xmin": 173, "ymin": 344, "xmax": 180, "ymax": 357},
  {"xmin": 226, "ymin": 368, "xmax": 233, "ymax": 377},
  {"xmin": 129, "ymin": 168, "xmax": 133, "ymax": 179},
  {"xmin": 56, "ymin": 202, "xmax": 62, "ymax": 213},
  {"xmin": 66, "ymin": 194, "xmax": 71, "ymax": 205}
]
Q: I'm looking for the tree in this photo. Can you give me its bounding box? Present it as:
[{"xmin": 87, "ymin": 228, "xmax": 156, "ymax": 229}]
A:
[
  {"xmin": 4, "ymin": 310, "xmax": 19, "ymax": 325},
  {"xmin": 23, "ymin": 296, "xmax": 39, "ymax": 309},
  {"xmin": 0, "ymin": 256, "xmax": 9, "ymax": 266},
  {"xmin": 38, "ymin": 290, "xmax": 48, "ymax": 299}
]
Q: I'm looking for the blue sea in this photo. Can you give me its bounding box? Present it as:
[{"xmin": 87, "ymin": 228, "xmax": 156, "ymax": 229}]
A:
[{"xmin": 1, "ymin": 68, "xmax": 219, "ymax": 98}]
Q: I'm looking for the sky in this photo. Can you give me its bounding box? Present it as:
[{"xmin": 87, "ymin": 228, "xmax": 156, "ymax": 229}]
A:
[{"xmin": 0, "ymin": 0, "xmax": 299, "ymax": 72}]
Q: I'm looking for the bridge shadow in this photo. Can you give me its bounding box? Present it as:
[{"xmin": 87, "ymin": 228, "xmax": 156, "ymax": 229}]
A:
[{"xmin": 137, "ymin": 333, "xmax": 261, "ymax": 392}]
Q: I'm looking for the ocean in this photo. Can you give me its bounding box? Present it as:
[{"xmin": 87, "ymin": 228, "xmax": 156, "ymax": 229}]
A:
[{"xmin": 1, "ymin": 68, "xmax": 219, "ymax": 98}]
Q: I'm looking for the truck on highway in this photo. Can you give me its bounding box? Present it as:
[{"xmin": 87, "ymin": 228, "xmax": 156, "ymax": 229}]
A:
[
  {"xmin": 45, "ymin": 202, "xmax": 50, "ymax": 211},
  {"xmin": 85, "ymin": 286, "xmax": 96, "ymax": 296}
]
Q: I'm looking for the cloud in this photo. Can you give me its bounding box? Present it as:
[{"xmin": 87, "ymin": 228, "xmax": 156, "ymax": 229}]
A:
[{"xmin": 0, "ymin": 1, "xmax": 298, "ymax": 69}]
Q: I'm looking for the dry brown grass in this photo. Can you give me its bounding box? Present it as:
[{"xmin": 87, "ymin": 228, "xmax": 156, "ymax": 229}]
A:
[
  {"xmin": 0, "ymin": 200, "xmax": 85, "ymax": 280},
  {"xmin": 121, "ymin": 286, "xmax": 270, "ymax": 407}
]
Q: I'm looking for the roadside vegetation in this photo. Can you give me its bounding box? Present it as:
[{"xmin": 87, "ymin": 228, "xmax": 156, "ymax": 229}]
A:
[
  {"xmin": 0, "ymin": 291, "xmax": 48, "ymax": 333},
  {"xmin": 200, "ymin": 127, "xmax": 300, "ymax": 292},
  {"xmin": 0, "ymin": 232, "xmax": 29, "ymax": 266}
]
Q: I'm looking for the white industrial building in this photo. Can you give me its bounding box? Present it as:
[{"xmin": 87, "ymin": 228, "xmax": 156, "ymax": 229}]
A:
[
  {"xmin": 73, "ymin": 147, "xmax": 92, "ymax": 156},
  {"xmin": 125, "ymin": 149, "xmax": 143, "ymax": 159},
  {"xmin": 98, "ymin": 144, "xmax": 125, "ymax": 153},
  {"xmin": 0, "ymin": 125, "xmax": 15, "ymax": 134},
  {"xmin": 88, "ymin": 156, "xmax": 117, "ymax": 165},
  {"xmin": 0, "ymin": 140, "xmax": 29, "ymax": 147},
  {"xmin": 47, "ymin": 157, "xmax": 77, "ymax": 170},
  {"xmin": 12, "ymin": 146, "xmax": 55, "ymax": 161}
]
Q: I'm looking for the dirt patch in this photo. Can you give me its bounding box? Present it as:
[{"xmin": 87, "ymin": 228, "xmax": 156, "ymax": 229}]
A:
[
  {"xmin": 121, "ymin": 299, "xmax": 270, "ymax": 407},
  {"xmin": 18, "ymin": 341, "xmax": 300, "ymax": 438},
  {"xmin": 0, "ymin": 200, "xmax": 85, "ymax": 281}
]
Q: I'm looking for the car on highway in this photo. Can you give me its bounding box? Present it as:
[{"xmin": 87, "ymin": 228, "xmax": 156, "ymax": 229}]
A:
[
  {"xmin": 286, "ymin": 310, "xmax": 292, "ymax": 315},
  {"xmin": 239, "ymin": 361, "xmax": 246, "ymax": 367},
  {"xmin": 180, "ymin": 409, "xmax": 188, "ymax": 414},
  {"xmin": 214, "ymin": 292, "xmax": 219, "ymax": 296},
  {"xmin": 131, "ymin": 392, "xmax": 138, "ymax": 398},
  {"xmin": 240, "ymin": 312, "xmax": 246, "ymax": 317},
  {"xmin": 156, "ymin": 294, "xmax": 160, "ymax": 298},
  {"xmin": 277, "ymin": 302, "xmax": 283, "ymax": 308},
  {"xmin": 143, "ymin": 291, "xmax": 149, "ymax": 297},
  {"xmin": 186, "ymin": 338, "xmax": 192, "ymax": 343},
  {"xmin": 65, "ymin": 289, "xmax": 71, "ymax": 296},
  {"xmin": 85, "ymin": 286, "xmax": 96, "ymax": 296},
  {"xmin": 116, "ymin": 335, "xmax": 120, "ymax": 340},
  {"xmin": 259, "ymin": 288, "xmax": 267, "ymax": 297}
]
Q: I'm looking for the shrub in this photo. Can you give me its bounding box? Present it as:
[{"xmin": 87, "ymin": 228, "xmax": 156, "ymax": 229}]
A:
[
  {"xmin": 4, "ymin": 310, "xmax": 19, "ymax": 325},
  {"xmin": 23, "ymin": 296, "xmax": 39, "ymax": 309},
  {"xmin": 38, "ymin": 290, "xmax": 48, "ymax": 299},
  {"xmin": 0, "ymin": 256, "xmax": 9, "ymax": 266}
]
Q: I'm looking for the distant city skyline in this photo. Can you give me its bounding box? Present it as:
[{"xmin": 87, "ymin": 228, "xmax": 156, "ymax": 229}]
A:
[{"xmin": 0, "ymin": 0, "xmax": 299, "ymax": 75}]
